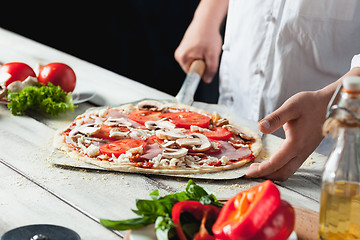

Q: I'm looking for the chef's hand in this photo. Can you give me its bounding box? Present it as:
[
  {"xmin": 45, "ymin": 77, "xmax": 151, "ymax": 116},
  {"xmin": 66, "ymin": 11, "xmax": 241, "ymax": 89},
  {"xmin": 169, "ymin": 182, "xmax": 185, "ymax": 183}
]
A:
[
  {"xmin": 246, "ymin": 90, "xmax": 329, "ymax": 181},
  {"xmin": 174, "ymin": 22, "xmax": 222, "ymax": 84},
  {"xmin": 245, "ymin": 67, "xmax": 360, "ymax": 180},
  {"xmin": 174, "ymin": 0, "xmax": 228, "ymax": 83}
]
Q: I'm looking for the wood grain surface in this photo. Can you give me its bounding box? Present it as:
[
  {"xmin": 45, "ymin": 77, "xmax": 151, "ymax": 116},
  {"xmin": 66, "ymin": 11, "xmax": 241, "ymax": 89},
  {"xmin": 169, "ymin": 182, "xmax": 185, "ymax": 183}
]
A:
[{"xmin": 0, "ymin": 28, "xmax": 326, "ymax": 239}]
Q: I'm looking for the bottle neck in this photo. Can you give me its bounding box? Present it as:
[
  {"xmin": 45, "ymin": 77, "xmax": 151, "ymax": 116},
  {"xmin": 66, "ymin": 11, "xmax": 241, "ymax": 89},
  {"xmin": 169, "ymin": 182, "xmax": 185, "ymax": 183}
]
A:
[
  {"xmin": 336, "ymin": 127, "xmax": 360, "ymax": 149},
  {"xmin": 337, "ymin": 91, "xmax": 360, "ymax": 121},
  {"xmin": 322, "ymin": 85, "xmax": 360, "ymax": 184},
  {"xmin": 325, "ymin": 91, "xmax": 360, "ymax": 133},
  {"xmin": 323, "ymin": 126, "xmax": 360, "ymax": 184}
]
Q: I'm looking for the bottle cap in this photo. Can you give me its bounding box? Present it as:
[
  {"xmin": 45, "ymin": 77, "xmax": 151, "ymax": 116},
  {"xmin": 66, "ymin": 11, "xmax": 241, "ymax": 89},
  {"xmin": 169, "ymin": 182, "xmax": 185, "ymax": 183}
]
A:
[{"xmin": 342, "ymin": 76, "xmax": 360, "ymax": 93}]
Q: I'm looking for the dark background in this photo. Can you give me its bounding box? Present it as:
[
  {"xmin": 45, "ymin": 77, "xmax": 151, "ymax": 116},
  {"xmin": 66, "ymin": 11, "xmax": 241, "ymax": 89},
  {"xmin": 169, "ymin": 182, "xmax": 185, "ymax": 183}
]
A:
[{"xmin": 0, "ymin": 2, "xmax": 220, "ymax": 103}]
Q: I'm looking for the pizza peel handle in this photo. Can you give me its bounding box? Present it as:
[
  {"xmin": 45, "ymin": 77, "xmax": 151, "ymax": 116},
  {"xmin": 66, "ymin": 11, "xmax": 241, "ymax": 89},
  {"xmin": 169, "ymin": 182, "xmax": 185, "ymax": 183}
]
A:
[
  {"xmin": 188, "ymin": 59, "xmax": 206, "ymax": 76},
  {"xmin": 175, "ymin": 59, "xmax": 205, "ymax": 105}
]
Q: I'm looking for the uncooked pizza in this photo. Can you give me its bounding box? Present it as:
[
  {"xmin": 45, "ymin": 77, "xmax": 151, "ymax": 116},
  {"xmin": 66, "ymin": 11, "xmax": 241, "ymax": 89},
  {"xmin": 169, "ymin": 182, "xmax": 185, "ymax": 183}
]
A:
[{"xmin": 54, "ymin": 100, "xmax": 262, "ymax": 174}]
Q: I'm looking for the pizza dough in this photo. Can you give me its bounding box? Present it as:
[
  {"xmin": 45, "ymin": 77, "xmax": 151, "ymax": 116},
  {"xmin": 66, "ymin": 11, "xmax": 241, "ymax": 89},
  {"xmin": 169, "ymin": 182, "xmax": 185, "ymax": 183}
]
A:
[{"xmin": 54, "ymin": 100, "xmax": 262, "ymax": 174}]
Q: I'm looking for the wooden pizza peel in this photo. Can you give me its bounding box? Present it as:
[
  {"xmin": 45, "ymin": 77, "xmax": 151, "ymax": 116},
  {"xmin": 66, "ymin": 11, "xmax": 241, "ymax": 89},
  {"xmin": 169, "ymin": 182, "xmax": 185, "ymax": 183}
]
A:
[{"xmin": 49, "ymin": 60, "xmax": 264, "ymax": 180}]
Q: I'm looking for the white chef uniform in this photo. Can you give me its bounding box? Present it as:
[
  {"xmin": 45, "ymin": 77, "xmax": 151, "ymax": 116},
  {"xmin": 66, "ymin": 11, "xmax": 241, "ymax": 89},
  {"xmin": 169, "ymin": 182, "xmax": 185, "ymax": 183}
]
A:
[{"xmin": 219, "ymin": 0, "xmax": 360, "ymax": 122}]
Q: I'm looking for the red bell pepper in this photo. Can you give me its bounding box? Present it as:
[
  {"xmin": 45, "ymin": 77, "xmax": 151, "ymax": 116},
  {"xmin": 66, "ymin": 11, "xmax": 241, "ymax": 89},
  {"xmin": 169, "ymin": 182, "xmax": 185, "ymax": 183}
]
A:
[
  {"xmin": 212, "ymin": 180, "xmax": 295, "ymax": 240},
  {"xmin": 172, "ymin": 200, "xmax": 221, "ymax": 240}
]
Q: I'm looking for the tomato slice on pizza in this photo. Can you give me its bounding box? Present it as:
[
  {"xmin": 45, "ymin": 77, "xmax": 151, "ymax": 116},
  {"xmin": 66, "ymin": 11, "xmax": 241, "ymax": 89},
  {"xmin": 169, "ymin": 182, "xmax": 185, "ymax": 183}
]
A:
[
  {"xmin": 205, "ymin": 127, "xmax": 232, "ymax": 140},
  {"xmin": 55, "ymin": 100, "xmax": 262, "ymax": 175},
  {"xmin": 146, "ymin": 135, "xmax": 164, "ymax": 145},
  {"xmin": 92, "ymin": 125, "xmax": 130, "ymax": 141},
  {"xmin": 99, "ymin": 139, "xmax": 146, "ymax": 158},
  {"xmin": 128, "ymin": 110, "xmax": 162, "ymax": 125},
  {"xmin": 190, "ymin": 127, "xmax": 232, "ymax": 140},
  {"xmin": 161, "ymin": 111, "xmax": 210, "ymax": 129}
]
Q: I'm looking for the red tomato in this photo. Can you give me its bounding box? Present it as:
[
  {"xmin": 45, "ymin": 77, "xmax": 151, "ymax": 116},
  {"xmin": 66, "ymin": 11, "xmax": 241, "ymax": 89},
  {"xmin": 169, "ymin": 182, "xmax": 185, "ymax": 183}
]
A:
[
  {"xmin": 99, "ymin": 139, "xmax": 146, "ymax": 158},
  {"xmin": 92, "ymin": 125, "xmax": 129, "ymax": 141},
  {"xmin": 0, "ymin": 62, "xmax": 36, "ymax": 87},
  {"xmin": 146, "ymin": 135, "xmax": 164, "ymax": 145},
  {"xmin": 203, "ymin": 127, "xmax": 232, "ymax": 140},
  {"xmin": 128, "ymin": 110, "xmax": 162, "ymax": 125},
  {"xmin": 38, "ymin": 63, "xmax": 76, "ymax": 92},
  {"xmin": 161, "ymin": 111, "xmax": 210, "ymax": 129}
]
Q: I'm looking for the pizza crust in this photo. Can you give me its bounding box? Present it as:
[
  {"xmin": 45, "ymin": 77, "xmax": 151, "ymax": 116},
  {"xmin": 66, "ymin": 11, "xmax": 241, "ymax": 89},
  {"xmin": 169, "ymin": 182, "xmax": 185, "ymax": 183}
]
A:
[{"xmin": 53, "ymin": 101, "xmax": 262, "ymax": 175}]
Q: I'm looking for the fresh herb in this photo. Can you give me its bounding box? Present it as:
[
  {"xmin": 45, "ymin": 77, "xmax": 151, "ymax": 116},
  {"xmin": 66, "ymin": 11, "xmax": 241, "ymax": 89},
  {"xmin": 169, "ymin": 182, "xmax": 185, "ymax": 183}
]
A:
[
  {"xmin": 100, "ymin": 180, "xmax": 223, "ymax": 240},
  {"xmin": 6, "ymin": 83, "xmax": 76, "ymax": 116}
]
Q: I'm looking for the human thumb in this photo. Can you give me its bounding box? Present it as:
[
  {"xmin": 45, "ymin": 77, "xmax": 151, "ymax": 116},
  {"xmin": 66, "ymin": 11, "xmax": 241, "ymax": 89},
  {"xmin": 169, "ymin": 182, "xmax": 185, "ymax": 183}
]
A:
[
  {"xmin": 258, "ymin": 104, "xmax": 296, "ymax": 134},
  {"xmin": 258, "ymin": 118, "xmax": 274, "ymax": 134}
]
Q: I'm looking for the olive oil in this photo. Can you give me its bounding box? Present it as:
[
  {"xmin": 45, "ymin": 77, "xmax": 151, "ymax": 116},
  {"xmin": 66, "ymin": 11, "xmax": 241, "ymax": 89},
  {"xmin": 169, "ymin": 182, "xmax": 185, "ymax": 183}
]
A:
[
  {"xmin": 319, "ymin": 76, "xmax": 360, "ymax": 240},
  {"xmin": 318, "ymin": 182, "xmax": 360, "ymax": 239}
]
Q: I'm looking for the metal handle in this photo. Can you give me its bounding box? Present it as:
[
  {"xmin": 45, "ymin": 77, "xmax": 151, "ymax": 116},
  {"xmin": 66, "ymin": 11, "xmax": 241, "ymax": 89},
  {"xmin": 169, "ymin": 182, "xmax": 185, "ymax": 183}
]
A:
[{"xmin": 175, "ymin": 60, "xmax": 205, "ymax": 105}]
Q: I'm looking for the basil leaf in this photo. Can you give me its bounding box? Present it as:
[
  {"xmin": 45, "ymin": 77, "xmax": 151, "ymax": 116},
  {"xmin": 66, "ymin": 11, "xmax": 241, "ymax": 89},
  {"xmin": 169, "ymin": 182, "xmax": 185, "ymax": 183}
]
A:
[
  {"xmin": 99, "ymin": 217, "xmax": 153, "ymax": 230},
  {"xmin": 150, "ymin": 189, "xmax": 160, "ymax": 200},
  {"xmin": 185, "ymin": 179, "xmax": 209, "ymax": 199},
  {"xmin": 101, "ymin": 179, "xmax": 223, "ymax": 232},
  {"xmin": 163, "ymin": 191, "xmax": 190, "ymax": 202},
  {"xmin": 155, "ymin": 215, "xmax": 176, "ymax": 240},
  {"xmin": 185, "ymin": 180, "xmax": 223, "ymax": 207},
  {"xmin": 135, "ymin": 198, "xmax": 175, "ymax": 218}
]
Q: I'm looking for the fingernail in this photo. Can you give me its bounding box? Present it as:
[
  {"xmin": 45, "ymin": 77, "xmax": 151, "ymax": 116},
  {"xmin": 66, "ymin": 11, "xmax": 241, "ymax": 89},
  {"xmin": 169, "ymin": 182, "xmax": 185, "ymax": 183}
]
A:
[
  {"xmin": 203, "ymin": 76, "xmax": 212, "ymax": 84},
  {"xmin": 245, "ymin": 164, "xmax": 259, "ymax": 177},
  {"xmin": 259, "ymin": 119, "xmax": 271, "ymax": 131}
]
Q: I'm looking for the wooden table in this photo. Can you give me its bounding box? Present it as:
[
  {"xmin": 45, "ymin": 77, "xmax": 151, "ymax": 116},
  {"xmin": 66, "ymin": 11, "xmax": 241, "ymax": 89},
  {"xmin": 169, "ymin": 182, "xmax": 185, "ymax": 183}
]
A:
[{"xmin": 0, "ymin": 28, "xmax": 325, "ymax": 239}]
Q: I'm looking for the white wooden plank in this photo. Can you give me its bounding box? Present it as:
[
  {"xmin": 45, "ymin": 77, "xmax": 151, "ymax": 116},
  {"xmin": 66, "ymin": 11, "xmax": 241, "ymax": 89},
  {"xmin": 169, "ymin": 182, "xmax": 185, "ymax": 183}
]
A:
[
  {"xmin": 0, "ymin": 27, "xmax": 327, "ymax": 233},
  {"xmin": 0, "ymin": 163, "xmax": 121, "ymax": 240},
  {"xmin": 0, "ymin": 109, "xmax": 165, "ymax": 221},
  {"xmin": 0, "ymin": 106, "xmax": 323, "ymax": 221}
]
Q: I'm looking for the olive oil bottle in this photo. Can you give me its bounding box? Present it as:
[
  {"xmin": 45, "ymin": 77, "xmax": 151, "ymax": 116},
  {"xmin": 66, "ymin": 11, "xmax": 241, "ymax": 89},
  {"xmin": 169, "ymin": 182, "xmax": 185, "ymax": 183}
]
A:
[{"xmin": 318, "ymin": 76, "xmax": 360, "ymax": 240}]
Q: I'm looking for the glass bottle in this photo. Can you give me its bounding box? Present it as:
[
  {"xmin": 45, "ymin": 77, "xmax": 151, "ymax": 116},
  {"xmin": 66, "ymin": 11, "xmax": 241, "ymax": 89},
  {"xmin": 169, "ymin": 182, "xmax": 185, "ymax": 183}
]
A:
[{"xmin": 318, "ymin": 76, "xmax": 360, "ymax": 240}]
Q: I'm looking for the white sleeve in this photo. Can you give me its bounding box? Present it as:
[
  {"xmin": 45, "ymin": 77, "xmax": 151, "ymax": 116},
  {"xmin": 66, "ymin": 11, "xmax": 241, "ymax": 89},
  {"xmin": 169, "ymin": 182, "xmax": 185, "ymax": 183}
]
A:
[{"xmin": 351, "ymin": 54, "xmax": 360, "ymax": 69}]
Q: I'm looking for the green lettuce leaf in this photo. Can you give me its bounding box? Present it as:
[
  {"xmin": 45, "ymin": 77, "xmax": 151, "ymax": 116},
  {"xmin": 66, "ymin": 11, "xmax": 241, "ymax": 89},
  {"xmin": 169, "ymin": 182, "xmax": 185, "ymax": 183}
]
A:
[{"xmin": 6, "ymin": 83, "xmax": 76, "ymax": 116}]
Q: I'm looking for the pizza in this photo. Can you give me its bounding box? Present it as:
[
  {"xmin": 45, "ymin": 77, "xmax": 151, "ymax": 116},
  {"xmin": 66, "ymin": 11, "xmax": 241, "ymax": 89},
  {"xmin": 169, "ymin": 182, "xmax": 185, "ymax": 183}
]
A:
[{"xmin": 54, "ymin": 100, "xmax": 262, "ymax": 174}]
